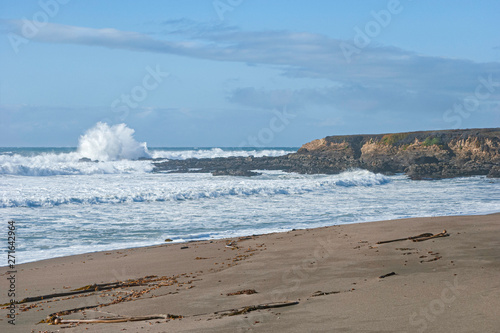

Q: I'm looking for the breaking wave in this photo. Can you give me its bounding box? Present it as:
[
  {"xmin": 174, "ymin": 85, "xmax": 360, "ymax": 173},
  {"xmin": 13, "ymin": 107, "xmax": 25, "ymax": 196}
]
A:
[
  {"xmin": 77, "ymin": 122, "xmax": 150, "ymax": 161},
  {"xmin": 0, "ymin": 122, "xmax": 152, "ymax": 176},
  {"xmin": 0, "ymin": 122, "xmax": 295, "ymax": 176},
  {"xmin": 1, "ymin": 170, "xmax": 391, "ymax": 208},
  {"xmin": 150, "ymin": 148, "xmax": 293, "ymax": 160}
]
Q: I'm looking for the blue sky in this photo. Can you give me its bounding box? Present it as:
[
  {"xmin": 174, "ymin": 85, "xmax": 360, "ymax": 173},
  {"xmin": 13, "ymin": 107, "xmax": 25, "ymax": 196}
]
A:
[{"xmin": 1, "ymin": 0, "xmax": 500, "ymax": 147}]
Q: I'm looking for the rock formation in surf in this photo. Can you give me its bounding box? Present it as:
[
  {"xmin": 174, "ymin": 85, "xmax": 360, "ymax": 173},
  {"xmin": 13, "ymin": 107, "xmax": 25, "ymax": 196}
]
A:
[
  {"xmin": 295, "ymin": 128, "xmax": 500, "ymax": 179},
  {"xmin": 153, "ymin": 128, "xmax": 500, "ymax": 180}
]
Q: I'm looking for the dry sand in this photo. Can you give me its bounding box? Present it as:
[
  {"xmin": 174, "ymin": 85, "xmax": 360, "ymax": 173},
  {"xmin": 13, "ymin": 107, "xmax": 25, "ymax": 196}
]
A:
[{"xmin": 1, "ymin": 213, "xmax": 499, "ymax": 332}]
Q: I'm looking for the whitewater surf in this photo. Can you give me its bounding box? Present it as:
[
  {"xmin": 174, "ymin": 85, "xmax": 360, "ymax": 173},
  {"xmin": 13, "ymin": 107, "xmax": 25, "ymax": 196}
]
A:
[{"xmin": 1, "ymin": 122, "xmax": 499, "ymax": 264}]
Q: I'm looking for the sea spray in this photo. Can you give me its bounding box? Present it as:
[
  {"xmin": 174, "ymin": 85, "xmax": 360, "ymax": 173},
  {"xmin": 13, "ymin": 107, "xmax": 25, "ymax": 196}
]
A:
[
  {"xmin": 77, "ymin": 122, "xmax": 150, "ymax": 161},
  {"xmin": 149, "ymin": 147, "xmax": 294, "ymax": 160},
  {"xmin": 0, "ymin": 147, "xmax": 292, "ymax": 177}
]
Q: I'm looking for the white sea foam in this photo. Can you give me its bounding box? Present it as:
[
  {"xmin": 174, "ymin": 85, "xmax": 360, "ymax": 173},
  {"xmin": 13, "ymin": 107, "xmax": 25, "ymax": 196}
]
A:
[
  {"xmin": 2, "ymin": 124, "xmax": 499, "ymax": 264},
  {"xmin": 150, "ymin": 148, "xmax": 294, "ymax": 160},
  {"xmin": 0, "ymin": 170, "xmax": 390, "ymax": 208},
  {"xmin": 0, "ymin": 153, "xmax": 153, "ymax": 176},
  {"xmin": 2, "ymin": 168, "xmax": 499, "ymax": 264},
  {"xmin": 78, "ymin": 122, "xmax": 150, "ymax": 161},
  {"xmin": 0, "ymin": 149, "xmax": 292, "ymax": 176},
  {"xmin": 0, "ymin": 123, "xmax": 294, "ymax": 176}
]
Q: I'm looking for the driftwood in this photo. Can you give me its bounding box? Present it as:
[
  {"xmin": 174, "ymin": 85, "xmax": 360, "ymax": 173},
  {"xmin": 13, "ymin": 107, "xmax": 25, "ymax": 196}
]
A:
[
  {"xmin": 13, "ymin": 275, "xmax": 171, "ymax": 307},
  {"xmin": 43, "ymin": 301, "xmax": 180, "ymax": 324},
  {"xmin": 227, "ymin": 289, "xmax": 257, "ymax": 296},
  {"xmin": 379, "ymin": 272, "xmax": 396, "ymax": 279},
  {"xmin": 311, "ymin": 290, "xmax": 340, "ymax": 297},
  {"xmin": 214, "ymin": 301, "xmax": 299, "ymax": 317},
  {"xmin": 49, "ymin": 314, "xmax": 174, "ymax": 325},
  {"xmin": 412, "ymin": 230, "xmax": 449, "ymax": 242},
  {"xmin": 12, "ymin": 281, "xmax": 142, "ymax": 305},
  {"xmin": 33, "ymin": 275, "xmax": 183, "ymax": 326},
  {"xmin": 47, "ymin": 302, "xmax": 297, "ymax": 325},
  {"xmin": 377, "ymin": 230, "xmax": 449, "ymax": 244},
  {"xmin": 420, "ymin": 256, "xmax": 442, "ymax": 263},
  {"xmin": 377, "ymin": 233, "xmax": 433, "ymax": 244}
]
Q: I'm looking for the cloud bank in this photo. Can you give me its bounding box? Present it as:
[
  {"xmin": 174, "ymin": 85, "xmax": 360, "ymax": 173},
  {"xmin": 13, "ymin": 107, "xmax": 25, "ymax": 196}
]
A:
[{"xmin": 3, "ymin": 19, "xmax": 499, "ymax": 135}]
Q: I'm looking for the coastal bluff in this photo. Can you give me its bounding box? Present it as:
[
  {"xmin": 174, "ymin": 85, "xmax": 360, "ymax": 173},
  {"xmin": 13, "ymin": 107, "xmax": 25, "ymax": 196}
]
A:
[
  {"xmin": 296, "ymin": 128, "xmax": 500, "ymax": 179},
  {"xmin": 153, "ymin": 128, "xmax": 500, "ymax": 180}
]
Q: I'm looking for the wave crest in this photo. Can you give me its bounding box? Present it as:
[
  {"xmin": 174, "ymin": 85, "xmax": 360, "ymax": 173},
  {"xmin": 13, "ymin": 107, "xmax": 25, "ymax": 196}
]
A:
[
  {"xmin": 1, "ymin": 170, "xmax": 391, "ymax": 208},
  {"xmin": 77, "ymin": 122, "xmax": 150, "ymax": 161},
  {"xmin": 150, "ymin": 148, "xmax": 294, "ymax": 160}
]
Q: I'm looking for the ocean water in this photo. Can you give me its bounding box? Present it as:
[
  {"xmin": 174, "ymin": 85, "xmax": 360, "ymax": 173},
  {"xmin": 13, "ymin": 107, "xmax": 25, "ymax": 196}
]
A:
[{"xmin": 1, "ymin": 123, "xmax": 499, "ymax": 264}]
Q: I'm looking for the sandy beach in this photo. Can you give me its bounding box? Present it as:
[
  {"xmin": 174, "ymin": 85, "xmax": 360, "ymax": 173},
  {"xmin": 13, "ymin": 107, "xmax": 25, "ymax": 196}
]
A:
[{"xmin": 1, "ymin": 213, "xmax": 499, "ymax": 332}]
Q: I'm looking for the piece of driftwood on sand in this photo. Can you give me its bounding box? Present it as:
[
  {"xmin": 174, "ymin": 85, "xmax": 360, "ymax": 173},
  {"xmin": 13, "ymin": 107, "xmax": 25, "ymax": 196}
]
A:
[
  {"xmin": 376, "ymin": 230, "xmax": 449, "ymax": 244},
  {"xmin": 48, "ymin": 314, "xmax": 173, "ymax": 325}
]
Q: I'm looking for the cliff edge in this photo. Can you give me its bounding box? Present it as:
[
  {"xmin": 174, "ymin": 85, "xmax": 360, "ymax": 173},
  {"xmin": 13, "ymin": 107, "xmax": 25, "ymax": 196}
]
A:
[{"xmin": 297, "ymin": 128, "xmax": 500, "ymax": 179}]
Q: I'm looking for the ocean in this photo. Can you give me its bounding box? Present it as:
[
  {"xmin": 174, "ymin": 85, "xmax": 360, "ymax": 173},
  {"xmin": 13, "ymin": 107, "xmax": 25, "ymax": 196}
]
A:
[{"xmin": 1, "ymin": 124, "xmax": 499, "ymax": 265}]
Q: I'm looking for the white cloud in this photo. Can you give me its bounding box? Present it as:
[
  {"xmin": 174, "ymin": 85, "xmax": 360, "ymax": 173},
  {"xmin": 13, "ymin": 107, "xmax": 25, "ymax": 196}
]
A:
[
  {"xmin": 2, "ymin": 19, "xmax": 499, "ymax": 135},
  {"xmin": 4, "ymin": 20, "xmax": 499, "ymax": 95}
]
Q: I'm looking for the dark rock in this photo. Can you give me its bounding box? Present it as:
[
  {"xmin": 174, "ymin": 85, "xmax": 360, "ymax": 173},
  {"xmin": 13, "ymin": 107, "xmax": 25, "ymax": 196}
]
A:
[
  {"xmin": 153, "ymin": 128, "xmax": 500, "ymax": 180},
  {"xmin": 414, "ymin": 156, "xmax": 439, "ymax": 164},
  {"xmin": 406, "ymin": 163, "xmax": 444, "ymax": 180},
  {"xmin": 488, "ymin": 166, "xmax": 500, "ymax": 178},
  {"xmin": 212, "ymin": 169, "xmax": 262, "ymax": 177}
]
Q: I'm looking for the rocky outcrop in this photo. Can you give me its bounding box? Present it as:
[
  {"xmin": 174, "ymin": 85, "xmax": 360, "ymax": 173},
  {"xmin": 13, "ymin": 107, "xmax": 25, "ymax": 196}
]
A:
[
  {"xmin": 153, "ymin": 128, "xmax": 500, "ymax": 180},
  {"xmin": 296, "ymin": 128, "xmax": 500, "ymax": 179}
]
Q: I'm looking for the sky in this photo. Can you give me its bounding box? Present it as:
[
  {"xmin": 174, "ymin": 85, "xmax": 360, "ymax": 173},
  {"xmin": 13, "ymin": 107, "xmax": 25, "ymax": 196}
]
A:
[{"xmin": 1, "ymin": 0, "xmax": 500, "ymax": 147}]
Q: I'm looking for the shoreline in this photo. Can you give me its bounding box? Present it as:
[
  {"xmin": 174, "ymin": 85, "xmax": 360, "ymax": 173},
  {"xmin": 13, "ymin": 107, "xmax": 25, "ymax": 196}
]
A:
[
  {"xmin": 1, "ymin": 213, "xmax": 499, "ymax": 332},
  {"xmin": 9, "ymin": 209, "xmax": 500, "ymax": 267}
]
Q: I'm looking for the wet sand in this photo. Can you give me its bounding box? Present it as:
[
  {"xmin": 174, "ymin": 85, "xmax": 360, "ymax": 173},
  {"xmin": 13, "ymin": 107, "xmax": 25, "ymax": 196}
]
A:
[{"xmin": 1, "ymin": 213, "xmax": 499, "ymax": 332}]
